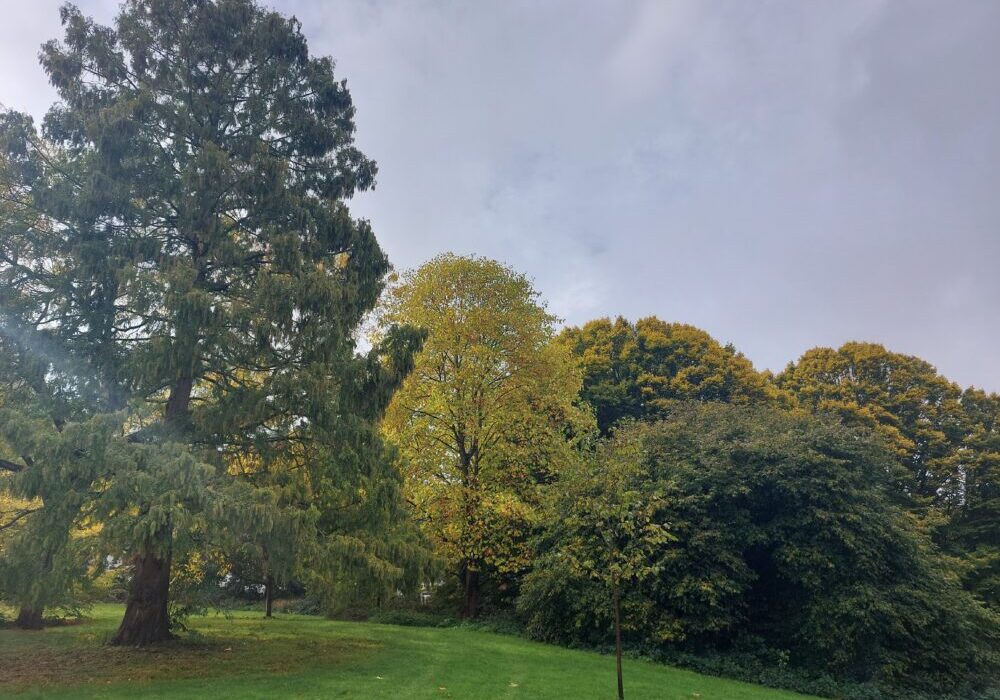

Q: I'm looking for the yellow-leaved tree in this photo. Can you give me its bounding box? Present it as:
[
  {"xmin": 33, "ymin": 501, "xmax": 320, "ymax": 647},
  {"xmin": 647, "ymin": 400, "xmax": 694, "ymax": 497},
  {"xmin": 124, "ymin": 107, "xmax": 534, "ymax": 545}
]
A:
[{"xmin": 377, "ymin": 254, "xmax": 592, "ymax": 617}]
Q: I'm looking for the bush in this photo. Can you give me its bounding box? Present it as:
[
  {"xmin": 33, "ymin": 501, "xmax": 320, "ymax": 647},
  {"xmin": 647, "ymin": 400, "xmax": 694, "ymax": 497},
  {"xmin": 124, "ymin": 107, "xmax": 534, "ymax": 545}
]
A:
[
  {"xmin": 368, "ymin": 609, "xmax": 455, "ymax": 628},
  {"xmin": 519, "ymin": 404, "xmax": 1000, "ymax": 697},
  {"xmin": 279, "ymin": 596, "xmax": 324, "ymax": 616}
]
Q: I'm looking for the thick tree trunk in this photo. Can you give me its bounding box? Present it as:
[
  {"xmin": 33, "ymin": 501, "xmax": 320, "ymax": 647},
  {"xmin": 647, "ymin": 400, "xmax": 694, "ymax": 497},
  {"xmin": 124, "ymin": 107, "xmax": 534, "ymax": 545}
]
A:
[
  {"xmin": 110, "ymin": 375, "xmax": 190, "ymax": 646},
  {"xmin": 614, "ymin": 581, "xmax": 624, "ymax": 700},
  {"xmin": 462, "ymin": 567, "xmax": 481, "ymax": 619},
  {"xmin": 111, "ymin": 537, "xmax": 173, "ymax": 646},
  {"xmin": 265, "ymin": 575, "xmax": 273, "ymax": 618},
  {"xmin": 15, "ymin": 604, "xmax": 44, "ymax": 630},
  {"xmin": 15, "ymin": 549, "xmax": 53, "ymax": 630}
]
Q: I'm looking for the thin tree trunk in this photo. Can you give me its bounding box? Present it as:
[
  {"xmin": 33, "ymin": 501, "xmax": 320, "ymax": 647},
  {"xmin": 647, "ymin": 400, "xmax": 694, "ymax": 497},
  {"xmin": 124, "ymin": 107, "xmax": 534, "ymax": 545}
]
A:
[
  {"xmin": 265, "ymin": 575, "xmax": 274, "ymax": 618},
  {"xmin": 463, "ymin": 567, "xmax": 480, "ymax": 619},
  {"xmin": 15, "ymin": 604, "xmax": 44, "ymax": 630},
  {"xmin": 614, "ymin": 581, "xmax": 624, "ymax": 700},
  {"xmin": 111, "ymin": 529, "xmax": 173, "ymax": 646}
]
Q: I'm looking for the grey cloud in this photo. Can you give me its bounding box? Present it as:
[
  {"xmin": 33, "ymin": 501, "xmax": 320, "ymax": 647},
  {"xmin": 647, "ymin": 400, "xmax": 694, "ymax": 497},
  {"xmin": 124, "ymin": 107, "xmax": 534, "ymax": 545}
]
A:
[{"xmin": 2, "ymin": 0, "xmax": 997, "ymax": 389}]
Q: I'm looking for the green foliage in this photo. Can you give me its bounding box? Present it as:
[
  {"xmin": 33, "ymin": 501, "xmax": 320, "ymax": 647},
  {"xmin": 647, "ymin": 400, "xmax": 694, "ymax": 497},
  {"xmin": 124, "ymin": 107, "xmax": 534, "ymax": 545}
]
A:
[
  {"xmin": 777, "ymin": 342, "xmax": 966, "ymax": 507},
  {"xmin": 559, "ymin": 317, "xmax": 787, "ymax": 434},
  {"xmin": 941, "ymin": 388, "xmax": 1000, "ymax": 608},
  {"xmin": 525, "ymin": 427, "xmax": 672, "ymax": 636},
  {"xmin": 0, "ymin": 389, "xmax": 124, "ymax": 621},
  {"xmin": 378, "ymin": 254, "xmax": 593, "ymax": 614},
  {"xmin": 367, "ymin": 608, "xmax": 456, "ymax": 628},
  {"xmin": 0, "ymin": 4, "xmax": 994, "ymax": 693},
  {"xmin": 520, "ymin": 404, "xmax": 999, "ymax": 696},
  {"xmin": 0, "ymin": 0, "xmax": 415, "ymax": 638},
  {"xmin": 778, "ymin": 343, "xmax": 1000, "ymax": 613}
]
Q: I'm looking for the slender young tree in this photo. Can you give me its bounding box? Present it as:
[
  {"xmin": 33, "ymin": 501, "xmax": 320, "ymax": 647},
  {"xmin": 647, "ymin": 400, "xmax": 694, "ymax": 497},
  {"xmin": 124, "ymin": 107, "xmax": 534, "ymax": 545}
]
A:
[
  {"xmin": 537, "ymin": 429, "xmax": 671, "ymax": 700},
  {"xmin": 1, "ymin": 0, "xmax": 396, "ymax": 644}
]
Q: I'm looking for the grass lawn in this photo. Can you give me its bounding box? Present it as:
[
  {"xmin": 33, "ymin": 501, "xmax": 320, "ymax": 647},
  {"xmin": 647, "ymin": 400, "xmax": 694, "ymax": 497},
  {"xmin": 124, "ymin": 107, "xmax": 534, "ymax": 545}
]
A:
[{"xmin": 0, "ymin": 604, "xmax": 816, "ymax": 699}]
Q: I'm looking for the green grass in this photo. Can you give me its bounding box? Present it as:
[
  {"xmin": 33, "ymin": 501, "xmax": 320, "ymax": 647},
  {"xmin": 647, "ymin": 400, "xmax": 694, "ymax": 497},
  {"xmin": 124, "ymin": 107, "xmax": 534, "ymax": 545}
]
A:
[{"xmin": 0, "ymin": 604, "xmax": 816, "ymax": 699}]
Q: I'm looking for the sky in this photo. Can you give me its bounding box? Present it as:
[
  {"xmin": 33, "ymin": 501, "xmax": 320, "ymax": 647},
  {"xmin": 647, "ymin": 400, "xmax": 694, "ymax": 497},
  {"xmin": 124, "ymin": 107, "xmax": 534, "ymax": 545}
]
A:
[{"xmin": 1, "ymin": 0, "xmax": 998, "ymax": 391}]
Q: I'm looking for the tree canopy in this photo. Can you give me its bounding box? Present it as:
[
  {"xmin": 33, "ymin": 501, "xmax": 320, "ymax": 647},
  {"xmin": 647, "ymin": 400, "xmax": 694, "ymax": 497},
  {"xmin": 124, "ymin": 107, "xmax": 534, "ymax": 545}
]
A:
[
  {"xmin": 777, "ymin": 342, "xmax": 967, "ymax": 508},
  {"xmin": 520, "ymin": 404, "xmax": 999, "ymax": 696},
  {"xmin": 0, "ymin": 3, "xmax": 996, "ymax": 698},
  {"xmin": 559, "ymin": 316, "xmax": 786, "ymax": 434},
  {"xmin": 0, "ymin": 0, "xmax": 413, "ymax": 644},
  {"xmin": 378, "ymin": 254, "xmax": 592, "ymax": 617}
]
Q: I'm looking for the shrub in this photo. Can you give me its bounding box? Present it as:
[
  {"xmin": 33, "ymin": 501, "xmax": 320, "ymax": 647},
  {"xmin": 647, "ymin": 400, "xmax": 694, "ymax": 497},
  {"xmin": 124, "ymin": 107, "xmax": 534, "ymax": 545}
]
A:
[{"xmin": 519, "ymin": 404, "xmax": 1000, "ymax": 696}]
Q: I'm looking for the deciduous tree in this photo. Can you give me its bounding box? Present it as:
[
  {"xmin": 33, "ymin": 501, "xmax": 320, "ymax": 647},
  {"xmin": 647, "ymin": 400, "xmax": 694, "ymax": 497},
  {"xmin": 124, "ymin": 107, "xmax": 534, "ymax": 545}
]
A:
[
  {"xmin": 378, "ymin": 254, "xmax": 592, "ymax": 617},
  {"xmin": 532, "ymin": 428, "xmax": 671, "ymax": 699},
  {"xmin": 559, "ymin": 317, "xmax": 787, "ymax": 434},
  {"xmin": 520, "ymin": 404, "xmax": 999, "ymax": 696}
]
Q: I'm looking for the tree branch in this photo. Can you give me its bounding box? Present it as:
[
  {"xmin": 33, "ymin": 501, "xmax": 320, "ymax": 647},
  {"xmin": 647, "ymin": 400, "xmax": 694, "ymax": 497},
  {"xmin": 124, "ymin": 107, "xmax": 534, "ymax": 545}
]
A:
[
  {"xmin": 0, "ymin": 506, "xmax": 40, "ymax": 531},
  {"xmin": 0, "ymin": 457, "xmax": 26, "ymax": 473}
]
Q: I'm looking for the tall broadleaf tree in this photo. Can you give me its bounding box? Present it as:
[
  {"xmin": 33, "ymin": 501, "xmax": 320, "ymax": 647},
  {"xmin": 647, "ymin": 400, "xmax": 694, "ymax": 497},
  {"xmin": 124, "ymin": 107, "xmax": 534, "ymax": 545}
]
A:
[
  {"xmin": 0, "ymin": 0, "xmax": 403, "ymax": 644},
  {"xmin": 558, "ymin": 317, "xmax": 788, "ymax": 435},
  {"xmin": 945, "ymin": 388, "xmax": 1000, "ymax": 608},
  {"xmin": 777, "ymin": 343, "xmax": 967, "ymax": 510},
  {"xmin": 378, "ymin": 254, "xmax": 593, "ymax": 617}
]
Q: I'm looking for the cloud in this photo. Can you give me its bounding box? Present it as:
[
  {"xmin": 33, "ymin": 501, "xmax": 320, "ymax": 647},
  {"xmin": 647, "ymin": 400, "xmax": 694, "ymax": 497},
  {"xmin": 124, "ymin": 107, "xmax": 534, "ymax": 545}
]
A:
[{"xmin": 2, "ymin": 0, "xmax": 997, "ymax": 390}]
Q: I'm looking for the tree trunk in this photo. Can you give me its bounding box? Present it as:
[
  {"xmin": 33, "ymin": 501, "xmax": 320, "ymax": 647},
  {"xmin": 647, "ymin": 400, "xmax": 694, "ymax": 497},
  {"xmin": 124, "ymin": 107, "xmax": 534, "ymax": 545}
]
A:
[
  {"xmin": 265, "ymin": 575, "xmax": 274, "ymax": 618},
  {"xmin": 15, "ymin": 604, "xmax": 44, "ymax": 630},
  {"xmin": 15, "ymin": 548, "xmax": 53, "ymax": 630},
  {"xmin": 614, "ymin": 581, "xmax": 624, "ymax": 700},
  {"xmin": 111, "ymin": 375, "xmax": 189, "ymax": 646},
  {"xmin": 462, "ymin": 567, "xmax": 480, "ymax": 619},
  {"xmin": 111, "ymin": 535, "xmax": 173, "ymax": 646}
]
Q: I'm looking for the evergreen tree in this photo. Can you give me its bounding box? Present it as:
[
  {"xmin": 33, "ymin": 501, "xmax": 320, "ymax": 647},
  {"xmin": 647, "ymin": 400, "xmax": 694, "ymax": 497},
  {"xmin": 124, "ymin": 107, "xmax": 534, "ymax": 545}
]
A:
[{"xmin": 0, "ymin": 0, "xmax": 403, "ymax": 644}]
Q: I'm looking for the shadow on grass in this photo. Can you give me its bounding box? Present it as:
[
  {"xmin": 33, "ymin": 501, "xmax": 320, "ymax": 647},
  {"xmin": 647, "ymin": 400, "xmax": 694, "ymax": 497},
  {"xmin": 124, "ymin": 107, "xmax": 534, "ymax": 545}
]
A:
[{"xmin": 0, "ymin": 617, "xmax": 380, "ymax": 693}]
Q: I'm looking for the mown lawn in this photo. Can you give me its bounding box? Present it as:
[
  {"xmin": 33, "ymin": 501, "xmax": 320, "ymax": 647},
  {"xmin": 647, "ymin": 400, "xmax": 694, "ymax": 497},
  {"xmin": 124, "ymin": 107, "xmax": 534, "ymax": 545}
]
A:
[{"xmin": 0, "ymin": 604, "xmax": 815, "ymax": 699}]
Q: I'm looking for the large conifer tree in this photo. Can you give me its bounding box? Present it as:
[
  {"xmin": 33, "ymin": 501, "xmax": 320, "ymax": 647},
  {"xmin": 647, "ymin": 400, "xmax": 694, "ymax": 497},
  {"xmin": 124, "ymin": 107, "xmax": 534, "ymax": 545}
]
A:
[{"xmin": 0, "ymin": 0, "xmax": 401, "ymax": 644}]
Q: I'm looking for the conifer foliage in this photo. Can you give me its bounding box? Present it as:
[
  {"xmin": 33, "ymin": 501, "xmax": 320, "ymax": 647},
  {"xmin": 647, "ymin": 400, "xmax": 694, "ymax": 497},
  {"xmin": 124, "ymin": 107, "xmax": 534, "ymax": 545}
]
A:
[{"xmin": 0, "ymin": 0, "xmax": 407, "ymax": 645}]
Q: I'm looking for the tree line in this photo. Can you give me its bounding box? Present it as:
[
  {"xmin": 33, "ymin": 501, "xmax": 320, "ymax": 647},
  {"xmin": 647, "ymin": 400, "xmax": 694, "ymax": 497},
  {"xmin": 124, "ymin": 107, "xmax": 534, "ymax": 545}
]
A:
[
  {"xmin": 0, "ymin": 2, "xmax": 997, "ymax": 699},
  {"xmin": 377, "ymin": 256, "xmax": 998, "ymax": 699}
]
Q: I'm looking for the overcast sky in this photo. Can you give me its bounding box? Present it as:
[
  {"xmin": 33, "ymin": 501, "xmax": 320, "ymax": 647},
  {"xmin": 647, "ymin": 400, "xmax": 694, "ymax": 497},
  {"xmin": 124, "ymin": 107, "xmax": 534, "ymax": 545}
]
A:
[{"xmin": 2, "ymin": 1, "xmax": 998, "ymax": 390}]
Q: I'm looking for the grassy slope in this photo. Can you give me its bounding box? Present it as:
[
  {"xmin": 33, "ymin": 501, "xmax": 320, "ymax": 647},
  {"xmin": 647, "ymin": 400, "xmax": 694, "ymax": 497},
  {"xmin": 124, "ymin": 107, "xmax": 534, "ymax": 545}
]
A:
[{"xmin": 0, "ymin": 605, "xmax": 815, "ymax": 699}]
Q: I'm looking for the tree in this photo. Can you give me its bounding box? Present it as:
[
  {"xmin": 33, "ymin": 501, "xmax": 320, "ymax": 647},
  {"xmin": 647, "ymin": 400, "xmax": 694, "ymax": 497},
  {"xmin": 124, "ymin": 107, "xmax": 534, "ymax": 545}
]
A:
[
  {"xmin": 0, "ymin": 434, "xmax": 48, "ymax": 628},
  {"xmin": 0, "ymin": 0, "xmax": 396, "ymax": 644},
  {"xmin": 777, "ymin": 342, "xmax": 967, "ymax": 509},
  {"xmin": 558, "ymin": 317, "xmax": 787, "ymax": 434},
  {"xmin": 520, "ymin": 404, "xmax": 999, "ymax": 696},
  {"xmin": 531, "ymin": 429, "xmax": 671, "ymax": 699},
  {"xmin": 944, "ymin": 388, "xmax": 1000, "ymax": 608},
  {"xmin": 779, "ymin": 344, "xmax": 1000, "ymax": 612},
  {"xmin": 0, "ymin": 391, "xmax": 105, "ymax": 629},
  {"xmin": 378, "ymin": 254, "xmax": 592, "ymax": 617}
]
